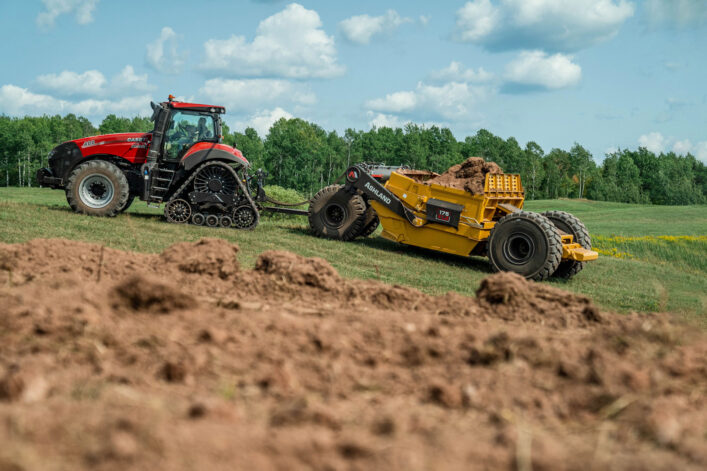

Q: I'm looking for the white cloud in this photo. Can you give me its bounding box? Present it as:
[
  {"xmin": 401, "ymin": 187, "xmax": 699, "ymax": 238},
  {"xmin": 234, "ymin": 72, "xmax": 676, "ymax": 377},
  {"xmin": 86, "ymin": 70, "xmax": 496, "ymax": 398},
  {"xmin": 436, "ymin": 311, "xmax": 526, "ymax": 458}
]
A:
[
  {"xmin": 235, "ymin": 108, "xmax": 294, "ymax": 136},
  {"xmin": 503, "ymin": 50, "xmax": 581, "ymax": 90},
  {"xmin": 202, "ymin": 3, "xmax": 343, "ymax": 79},
  {"xmin": 36, "ymin": 69, "xmax": 106, "ymax": 96},
  {"xmin": 365, "ymin": 81, "xmax": 491, "ymax": 121},
  {"xmin": 454, "ymin": 0, "xmax": 635, "ymax": 52},
  {"xmin": 429, "ymin": 61, "xmax": 493, "ymax": 83},
  {"xmin": 35, "ymin": 66, "xmax": 153, "ymax": 97},
  {"xmin": 671, "ymin": 139, "xmax": 707, "ymax": 162},
  {"xmin": 638, "ymin": 132, "xmax": 666, "ymax": 153},
  {"xmin": 366, "ymin": 91, "xmax": 417, "ymax": 113},
  {"xmin": 0, "ymin": 85, "xmax": 59, "ymax": 116},
  {"xmin": 367, "ymin": 112, "xmax": 406, "ymax": 129},
  {"xmin": 61, "ymin": 95, "xmax": 152, "ymax": 117},
  {"xmin": 199, "ymin": 78, "xmax": 315, "ymax": 112},
  {"xmin": 636, "ymin": 133, "xmax": 707, "ymax": 161},
  {"xmin": 695, "ymin": 142, "xmax": 707, "ymax": 163},
  {"xmin": 111, "ymin": 66, "xmax": 153, "ymax": 93},
  {"xmin": 146, "ymin": 27, "xmax": 186, "ymax": 75},
  {"xmin": 0, "ymin": 84, "xmax": 150, "ymax": 119},
  {"xmin": 419, "ymin": 15, "xmax": 430, "ymax": 26},
  {"xmin": 455, "ymin": 0, "xmax": 500, "ymax": 42},
  {"xmin": 339, "ymin": 9, "xmax": 412, "ymax": 45},
  {"xmin": 672, "ymin": 139, "xmax": 693, "ymax": 155},
  {"xmin": 37, "ymin": 0, "xmax": 99, "ymax": 28},
  {"xmin": 644, "ymin": 0, "xmax": 707, "ymax": 29}
]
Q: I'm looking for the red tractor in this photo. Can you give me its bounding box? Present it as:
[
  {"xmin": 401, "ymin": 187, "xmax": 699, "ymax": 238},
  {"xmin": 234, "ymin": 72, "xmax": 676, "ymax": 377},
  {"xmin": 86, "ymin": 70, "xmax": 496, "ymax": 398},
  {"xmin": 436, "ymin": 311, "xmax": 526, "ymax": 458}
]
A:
[{"xmin": 37, "ymin": 96, "xmax": 259, "ymax": 229}]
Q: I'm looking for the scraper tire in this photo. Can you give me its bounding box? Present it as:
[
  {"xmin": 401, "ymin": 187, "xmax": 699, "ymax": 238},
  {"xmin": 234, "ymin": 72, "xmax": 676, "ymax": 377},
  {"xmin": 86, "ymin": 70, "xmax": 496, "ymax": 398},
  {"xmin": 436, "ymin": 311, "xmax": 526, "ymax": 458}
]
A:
[
  {"xmin": 308, "ymin": 185, "xmax": 365, "ymax": 241},
  {"xmin": 542, "ymin": 211, "xmax": 591, "ymax": 280},
  {"xmin": 488, "ymin": 211, "xmax": 562, "ymax": 281}
]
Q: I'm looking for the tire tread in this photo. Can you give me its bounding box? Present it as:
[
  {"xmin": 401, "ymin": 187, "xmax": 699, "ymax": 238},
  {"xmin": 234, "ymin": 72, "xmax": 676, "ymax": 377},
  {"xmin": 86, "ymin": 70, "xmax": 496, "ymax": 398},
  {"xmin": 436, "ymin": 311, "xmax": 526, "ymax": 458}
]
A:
[
  {"xmin": 65, "ymin": 160, "xmax": 130, "ymax": 217},
  {"xmin": 308, "ymin": 185, "xmax": 365, "ymax": 241},
  {"xmin": 488, "ymin": 211, "xmax": 563, "ymax": 281},
  {"xmin": 542, "ymin": 210, "xmax": 591, "ymax": 279}
]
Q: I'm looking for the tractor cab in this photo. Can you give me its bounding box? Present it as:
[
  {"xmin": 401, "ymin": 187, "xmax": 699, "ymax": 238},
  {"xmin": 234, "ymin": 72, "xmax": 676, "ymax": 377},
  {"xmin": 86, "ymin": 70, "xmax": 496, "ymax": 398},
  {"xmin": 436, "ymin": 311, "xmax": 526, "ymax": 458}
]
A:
[{"xmin": 149, "ymin": 95, "xmax": 226, "ymax": 162}]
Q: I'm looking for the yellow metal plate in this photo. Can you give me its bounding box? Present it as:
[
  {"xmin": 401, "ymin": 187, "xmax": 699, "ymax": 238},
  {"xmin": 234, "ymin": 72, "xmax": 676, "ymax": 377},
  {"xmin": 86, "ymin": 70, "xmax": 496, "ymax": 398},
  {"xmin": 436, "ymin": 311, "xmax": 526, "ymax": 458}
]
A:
[{"xmin": 562, "ymin": 244, "xmax": 599, "ymax": 261}]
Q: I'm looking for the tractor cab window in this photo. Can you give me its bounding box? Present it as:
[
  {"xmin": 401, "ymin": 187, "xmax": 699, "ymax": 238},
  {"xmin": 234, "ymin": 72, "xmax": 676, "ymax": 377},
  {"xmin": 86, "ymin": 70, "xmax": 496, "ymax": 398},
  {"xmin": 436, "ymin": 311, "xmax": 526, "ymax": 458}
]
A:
[{"xmin": 164, "ymin": 111, "xmax": 216, "ymax": 160}]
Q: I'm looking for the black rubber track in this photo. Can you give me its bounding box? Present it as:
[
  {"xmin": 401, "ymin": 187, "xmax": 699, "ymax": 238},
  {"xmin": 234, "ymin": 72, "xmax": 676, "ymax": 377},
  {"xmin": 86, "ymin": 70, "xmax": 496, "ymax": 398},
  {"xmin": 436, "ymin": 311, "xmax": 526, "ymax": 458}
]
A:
[
  {"xmin": 487, "ymin": 211, "xmax": 562, "ymax": 281},
  {"xmin": 167, "ymin": 160, "xmax": 260, "ymax": 230},
  {"xmin": 308, "ymin": 185, "xmax": 366, "ymax": 241},
  {"xmin": 542, "ymin": 210, "xmax": 592, "ymax": 279},
  {"xmin": 65, "ymin": 160, "xmax": 130, "ymax": 217}
]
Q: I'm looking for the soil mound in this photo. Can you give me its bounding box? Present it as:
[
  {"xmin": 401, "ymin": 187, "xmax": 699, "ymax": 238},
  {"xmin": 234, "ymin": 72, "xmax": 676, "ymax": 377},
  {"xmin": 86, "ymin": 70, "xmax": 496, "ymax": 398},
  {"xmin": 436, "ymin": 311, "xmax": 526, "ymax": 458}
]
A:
[
  {"xmin": 110, "ymin": 275, "xmax": 198, "ymax": 314},
  {"xmin": 255, "ymin": 250, "xmax": 341, "ymax": 291},
  {"xmin": 427, "ymin": 156, "xmax": 503, "ymax": 194},
  {"xmin": 160, "ymin": 237, "xmax": 239, "ymax": 279},
  {"xmin": 476, "ymin": 271, "xmax": 600, "ymax": 327},
  {"xmin": 0, "ymin": 238, "xmax": 705, "ymax": 471}
]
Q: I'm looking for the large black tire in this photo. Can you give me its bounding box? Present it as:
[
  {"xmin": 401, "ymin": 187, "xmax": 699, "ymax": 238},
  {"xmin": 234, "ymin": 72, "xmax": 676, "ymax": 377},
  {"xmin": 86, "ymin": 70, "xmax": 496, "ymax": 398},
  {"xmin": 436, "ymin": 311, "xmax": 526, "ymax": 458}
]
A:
[
  {"xmin": 118, "ymin": 195, "xmax": 135, "ymax": 213},
  {"xmin": 357, "ymin": 204, "xmax": 380, "ymax": 238},
  {"xmin": 542, "ymin": 210, "xmax": 591, "ymax": 279},
  {"xmin": 487, "ymin": 211, "xmax": 562, "ymax": 281},
  {"xmin": 308, "ymin": 185, "xmax": 366, "ymax": 241},
  {"xmin": 65, "ymin": 161, "xmax": 129, "ymax": 217}
]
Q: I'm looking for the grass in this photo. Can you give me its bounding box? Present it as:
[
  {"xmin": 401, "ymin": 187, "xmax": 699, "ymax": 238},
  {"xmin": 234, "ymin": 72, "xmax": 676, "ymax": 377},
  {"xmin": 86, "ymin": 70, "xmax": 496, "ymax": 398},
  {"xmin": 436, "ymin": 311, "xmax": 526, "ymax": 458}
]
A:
[{"xmin": 1, "ymin": 188, "xmax": 706, "ymax": 323}]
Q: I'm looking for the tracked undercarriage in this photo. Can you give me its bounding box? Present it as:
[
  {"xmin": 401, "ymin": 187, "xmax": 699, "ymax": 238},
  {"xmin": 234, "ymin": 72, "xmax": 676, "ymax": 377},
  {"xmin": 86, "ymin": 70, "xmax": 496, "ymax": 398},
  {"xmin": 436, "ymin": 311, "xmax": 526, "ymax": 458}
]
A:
[{"xmin": 164, "ymin": 161, "xmax": 259, "ymax": 229}]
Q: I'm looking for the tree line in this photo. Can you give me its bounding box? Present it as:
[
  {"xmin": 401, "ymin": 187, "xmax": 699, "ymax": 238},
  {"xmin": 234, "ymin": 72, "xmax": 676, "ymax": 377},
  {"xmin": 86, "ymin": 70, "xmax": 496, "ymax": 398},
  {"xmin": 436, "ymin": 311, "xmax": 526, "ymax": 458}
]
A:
[{"xmin": 1, "ymin": 113, "xmax": 705, "ymax": 205}]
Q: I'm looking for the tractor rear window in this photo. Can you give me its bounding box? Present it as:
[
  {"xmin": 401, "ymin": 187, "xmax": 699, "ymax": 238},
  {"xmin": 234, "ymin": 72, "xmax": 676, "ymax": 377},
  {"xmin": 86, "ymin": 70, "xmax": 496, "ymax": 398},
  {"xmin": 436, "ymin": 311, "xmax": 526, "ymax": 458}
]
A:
[{"xmin": 164, "ymin": 111, "xmax": 217, "ymax": 159}]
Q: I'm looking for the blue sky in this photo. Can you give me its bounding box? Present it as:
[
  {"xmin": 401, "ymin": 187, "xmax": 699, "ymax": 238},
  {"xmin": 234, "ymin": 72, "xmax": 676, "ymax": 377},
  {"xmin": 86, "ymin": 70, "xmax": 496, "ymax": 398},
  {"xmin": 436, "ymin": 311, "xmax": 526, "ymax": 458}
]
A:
[{"xmin": 1, "ymin": 0, "xmax": 706, "ymax": 162}]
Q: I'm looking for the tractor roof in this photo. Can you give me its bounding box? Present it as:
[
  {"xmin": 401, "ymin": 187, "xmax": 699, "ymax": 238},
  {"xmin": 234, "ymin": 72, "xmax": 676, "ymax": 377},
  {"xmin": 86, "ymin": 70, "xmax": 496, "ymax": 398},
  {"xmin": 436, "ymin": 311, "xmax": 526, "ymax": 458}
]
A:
[{"xmin": 165, "ymin": 101, "xmax": 226, "ymax": 114}]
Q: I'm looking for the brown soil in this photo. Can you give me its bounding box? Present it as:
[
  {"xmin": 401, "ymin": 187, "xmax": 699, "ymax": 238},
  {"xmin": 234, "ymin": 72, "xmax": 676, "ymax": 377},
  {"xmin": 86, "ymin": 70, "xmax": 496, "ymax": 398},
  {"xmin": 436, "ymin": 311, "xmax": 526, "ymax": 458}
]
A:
[
  {"xmin": 0, "ymin": 238, "xmax": 705, "ymax": 470},
  {"xmin": 427, "ymin": 156, "xmax": 503, "ymax": 194}
]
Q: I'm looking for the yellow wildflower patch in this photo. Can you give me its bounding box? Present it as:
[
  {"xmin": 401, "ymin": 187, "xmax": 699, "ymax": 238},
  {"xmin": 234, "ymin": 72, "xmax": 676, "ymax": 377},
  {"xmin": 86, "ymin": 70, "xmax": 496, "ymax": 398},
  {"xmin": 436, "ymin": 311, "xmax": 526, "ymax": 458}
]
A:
[
  {"xmin": 594, "ymin": 235, "xmax": 707, "ymax": 243},
  {"xmin": 594, "ymin": 247, "xmax": 633, "ymax": 259}
]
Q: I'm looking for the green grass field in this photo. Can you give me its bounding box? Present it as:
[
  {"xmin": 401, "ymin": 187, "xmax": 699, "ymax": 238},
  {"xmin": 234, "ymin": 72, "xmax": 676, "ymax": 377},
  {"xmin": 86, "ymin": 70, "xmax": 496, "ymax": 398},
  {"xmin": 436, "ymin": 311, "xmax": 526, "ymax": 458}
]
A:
[{"xmin": 1, "ymin": 187, "xmax": 706, "ymax": 323}]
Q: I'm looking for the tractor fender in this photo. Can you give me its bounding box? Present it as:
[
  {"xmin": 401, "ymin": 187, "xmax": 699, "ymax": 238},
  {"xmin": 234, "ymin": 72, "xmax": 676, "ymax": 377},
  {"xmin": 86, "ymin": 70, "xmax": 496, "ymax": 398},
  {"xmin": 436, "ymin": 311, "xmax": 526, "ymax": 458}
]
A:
[
  {"xmin": 46, "ymin": 142, "xmax": 136, "ymax": 187},
  {"xmin": 181, "ymin": 143, "xmax": 249, "ymax": 171},
  {"xmin": 46, "ymin": 141, "xmax": 84, "ymax": 183}
]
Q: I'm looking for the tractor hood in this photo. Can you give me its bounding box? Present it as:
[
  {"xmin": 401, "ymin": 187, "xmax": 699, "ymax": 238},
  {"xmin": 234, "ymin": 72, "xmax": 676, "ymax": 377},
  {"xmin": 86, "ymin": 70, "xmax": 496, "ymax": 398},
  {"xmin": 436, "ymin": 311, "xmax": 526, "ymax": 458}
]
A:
[
  {"xmin": 65, "ymin": 133, "xmax": 248, "ymax": 167},
  {"xmin": 71, "ymin": 132, "xmax": 152, "ymax": 159}
]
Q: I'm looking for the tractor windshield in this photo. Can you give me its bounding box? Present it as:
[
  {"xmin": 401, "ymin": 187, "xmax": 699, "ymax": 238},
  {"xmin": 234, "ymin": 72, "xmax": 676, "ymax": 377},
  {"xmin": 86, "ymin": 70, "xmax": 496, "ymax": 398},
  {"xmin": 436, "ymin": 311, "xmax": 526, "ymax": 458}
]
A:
[{"xmin": 164, "ymin": 110, "xmax": 217, "ymax": 160}]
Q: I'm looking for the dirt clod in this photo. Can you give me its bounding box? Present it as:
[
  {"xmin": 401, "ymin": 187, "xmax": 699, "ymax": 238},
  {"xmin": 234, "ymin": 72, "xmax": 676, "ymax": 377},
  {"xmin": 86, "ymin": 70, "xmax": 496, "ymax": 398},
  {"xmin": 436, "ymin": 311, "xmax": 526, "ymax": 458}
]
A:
[
  {"xmin": 111, "ymin": 275, "xmax": 197, "ymax": 313},
  {"xmin": 427, "ymin": 156, "xmax": 503, "ymax": 194},
  {"xmin": 160, "ymin": 361, "xmax": 187, "ymax": 383},
  {"xmin": 0, "ymin": 370, "xmax": 25, "ymax": 402},
  {"xmin": 160, "ymin": 238, "xmax": 240, "ymax": 278},
  {"xmin": 255, "ymin": 250, "xmax": 341, "ymax": 291}
]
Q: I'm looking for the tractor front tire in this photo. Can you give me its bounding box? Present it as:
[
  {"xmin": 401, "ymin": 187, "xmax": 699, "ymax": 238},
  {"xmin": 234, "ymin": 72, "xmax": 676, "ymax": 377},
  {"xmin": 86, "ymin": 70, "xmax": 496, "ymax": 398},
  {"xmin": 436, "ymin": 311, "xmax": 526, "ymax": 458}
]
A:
[
  {"xmin": 65, "ymin": 161, "xmax": 130, "ymax": 217},
  {"xmin": 308, "ymin": 185, "xmax": 366, "ymax": 241},
  {"xmin": 542, "ymin": 210, "xmax": 591, "ymax": 279},
  {"xmin": 118, "ymin": 195, "xmax": 135, "ymax": 213},
  {"xmin": 488, "ymin": 211, "xmax": 562, "ymax": 281}
]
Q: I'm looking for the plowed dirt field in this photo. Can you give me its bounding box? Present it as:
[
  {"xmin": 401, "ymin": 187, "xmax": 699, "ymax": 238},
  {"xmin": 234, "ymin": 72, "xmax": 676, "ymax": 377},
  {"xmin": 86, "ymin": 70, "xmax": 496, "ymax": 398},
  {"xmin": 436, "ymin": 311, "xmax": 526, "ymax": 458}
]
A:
[{"xmin": 1, "ymin": 238, "xmax": 705, "ymax": 470}]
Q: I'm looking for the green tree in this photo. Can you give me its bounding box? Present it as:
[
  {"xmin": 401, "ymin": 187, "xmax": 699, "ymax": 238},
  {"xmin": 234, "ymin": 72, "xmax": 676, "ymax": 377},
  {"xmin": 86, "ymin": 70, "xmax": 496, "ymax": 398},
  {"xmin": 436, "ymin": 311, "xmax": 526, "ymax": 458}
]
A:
[
  {"xmin": 521, "ymin": 141, "xmax": 545, "ymax": 199},
  {"xmin": 568, "ymin": 143, "xmax": 596, "ymax": 198}
]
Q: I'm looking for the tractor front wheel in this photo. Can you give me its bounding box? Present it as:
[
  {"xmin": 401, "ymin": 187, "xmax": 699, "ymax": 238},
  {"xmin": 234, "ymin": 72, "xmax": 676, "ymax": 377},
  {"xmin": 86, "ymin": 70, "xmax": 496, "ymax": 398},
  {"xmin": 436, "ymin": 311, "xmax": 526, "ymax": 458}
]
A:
[
  {"xmin": 118, "ymin": 195, "xmax": 135, "ymax": 213},
  {"xmin": 65, "ymin": 161, "xmax": 130, "ymax": 217},
  {"xmin": 488, "ymin": 211, "xmax": 562, "ymax": 281},
  {"xmin": 308, "ymin": 185, "xmax": 365, "ymax": 241}
]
